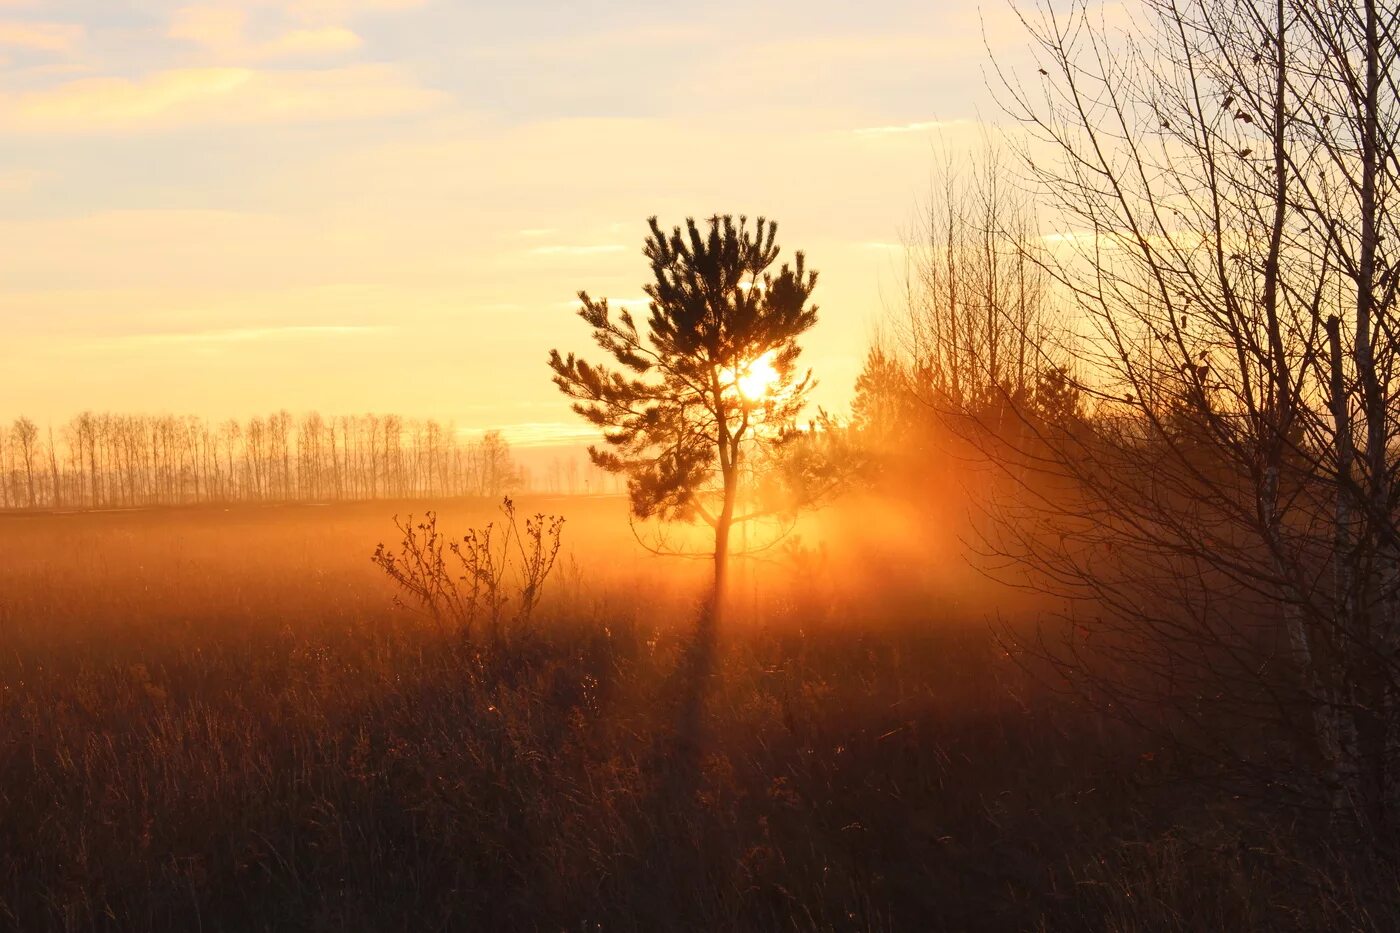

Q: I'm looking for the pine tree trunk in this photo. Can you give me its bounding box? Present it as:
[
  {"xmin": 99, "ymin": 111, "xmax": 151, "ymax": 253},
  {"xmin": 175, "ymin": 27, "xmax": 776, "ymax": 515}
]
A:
[{"xmin": 710, "ymin": 467, "xmax": 738, "ymax": 635}]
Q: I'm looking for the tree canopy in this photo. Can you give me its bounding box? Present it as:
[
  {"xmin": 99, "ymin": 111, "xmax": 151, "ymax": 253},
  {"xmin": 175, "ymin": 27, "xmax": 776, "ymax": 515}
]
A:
[{"xmin": 549, "ymin": 214, "xmax": 819, "ymax": 596}]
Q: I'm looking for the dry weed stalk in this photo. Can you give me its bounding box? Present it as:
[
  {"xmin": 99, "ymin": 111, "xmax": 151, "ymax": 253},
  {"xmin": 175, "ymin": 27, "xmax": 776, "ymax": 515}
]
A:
[{"xmin": 372, "ymin": 497, "xmax": 564, "ymax": 642}]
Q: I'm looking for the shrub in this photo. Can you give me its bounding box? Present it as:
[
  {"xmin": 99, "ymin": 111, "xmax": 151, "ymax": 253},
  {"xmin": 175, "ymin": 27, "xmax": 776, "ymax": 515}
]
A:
[{"xmin": 372, "ymin": 497, "xmax": 564, "ymax": 643}]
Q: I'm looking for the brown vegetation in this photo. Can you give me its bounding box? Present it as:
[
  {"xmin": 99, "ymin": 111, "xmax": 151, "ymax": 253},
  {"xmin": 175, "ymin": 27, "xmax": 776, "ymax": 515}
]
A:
[
  {"xmin": 6, "ymin": 0, "xmax": 1400, "ymax": 927},
  {"xmin": 1, "ymin": 498, "xmax": 1396, "ymax": 931}
]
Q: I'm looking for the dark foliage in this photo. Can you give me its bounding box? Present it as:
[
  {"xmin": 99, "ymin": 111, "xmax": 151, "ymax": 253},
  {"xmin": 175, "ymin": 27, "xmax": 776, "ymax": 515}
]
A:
[{"xmin": 549, "ymin": 215, "xmax": 817, "ymax": 527}]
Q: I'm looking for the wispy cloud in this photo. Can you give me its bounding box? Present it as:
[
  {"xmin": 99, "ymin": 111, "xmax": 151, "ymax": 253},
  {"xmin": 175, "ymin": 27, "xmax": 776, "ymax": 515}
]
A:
[
  {"xmin": 105, "ymin": 324, "xmax": 391, "ymax": 348},
  {"xmin": 553, "ymin": 296, "xmax": 649, "ymax": 310},
  {"xmin": 0, "ymin": 166, "xmax": 46, "ymax": 193},
  {"xmin": 281, "ymin": 0, "xmax": 429, "ymax": 24},
  {"xmin": 172, "ymin": 0, "xmax": 429, "ymax": 29},
  {"xmin": 0, "ymin": 20, "xmax": 83, "ymax": 53},
  {"xmin": 168, "ymin": 4, "xmax": 362, "ymax": 61},
  {"xmin": 259, "ymin": 26, "xmax": 362, "ymax": 57},
  {"xmin": 528, "ymin": 244, "xmax": 626, "ymax": 256},
  {"xmin": 0, "ymin": 64, "xmax": 443, "ymax": 132},
  {"xmin": 853, "ymin": 119, "xmax": 960, "ymax": 137},
  {"xmin": 168, "ymin": 5, "xmax": 246, "ymax": 50},
  {"xmin": 16, "ymin": 61, "xmax": 97, "ymax": 78},
  {"xmin": 469, "ymin": 24, "xmax": 711, "ymax": 62}
]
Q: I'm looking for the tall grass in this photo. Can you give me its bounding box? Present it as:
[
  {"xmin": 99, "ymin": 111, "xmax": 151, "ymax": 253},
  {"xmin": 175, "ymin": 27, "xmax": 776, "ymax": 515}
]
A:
[{"xmin": 0, "ymin": 499, "xmax": 1394, "ymax": 931}]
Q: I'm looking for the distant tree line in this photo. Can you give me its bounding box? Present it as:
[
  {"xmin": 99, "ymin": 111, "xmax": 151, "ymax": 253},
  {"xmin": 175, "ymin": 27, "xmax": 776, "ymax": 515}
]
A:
[
  {"xmin": 0, "ymin": 413, "xmax": 537, "ymax": 510},
  {"xmin": 538, "ymin": 454, "xmax": 623, "ymax": 497}
]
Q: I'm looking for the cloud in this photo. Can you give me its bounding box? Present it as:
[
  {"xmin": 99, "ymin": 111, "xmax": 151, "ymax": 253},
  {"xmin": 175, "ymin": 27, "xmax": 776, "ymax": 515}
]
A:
[
  {"xmin": 170, "ymin": 0, "xmax": 427, "ymax": 29},
  {"xmin": 554, "ymin": 296, "xmax": 649, "ymax": 310},
  {"xmin": 0, "ymin": 64, "xmax": 444, "ymax": 132},
  {"xmin": 21, "ymin": 61, "xmax": 98, "ymax": 78},
  {"xmin": 279, "ymin": 0, "xmax": 428, "ymax": 24},
  {"xmin": 169, "ymin": 4, "xmax": 363, "ymax": 60},
  {"xmin": 854, "ymin": 119, "xmax": 961, "ymax": 137},
  {"xmin": 528, "ymin": 244, "xmax": 627, "ymax": 256},
  {"xmin": 104, "ymin": 324, "xmax": 392, "ymax": 348},
  {"xmin": 469, "ymin": 24, "xmax": 712, "ymax": 62},
  {"xmin": 0, "ymin": 166, "xmax": 45, "ymax": 193},
  {"xmin": 0, "ymin": 20, "xmax": 83, "ymax": 53},
  {"xmin": 259, "ymin": 26, "xmax": 362, "ymax": 57},
  {"xmin": 168, "ymin": 5, "xmax": 247, "ymax": 49}
]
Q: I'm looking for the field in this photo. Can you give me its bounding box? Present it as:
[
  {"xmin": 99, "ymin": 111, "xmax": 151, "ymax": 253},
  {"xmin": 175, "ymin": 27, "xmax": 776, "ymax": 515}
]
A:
[{"xmin": 0, "ymin": 497, "xmax": 1391, "ymax": 931}]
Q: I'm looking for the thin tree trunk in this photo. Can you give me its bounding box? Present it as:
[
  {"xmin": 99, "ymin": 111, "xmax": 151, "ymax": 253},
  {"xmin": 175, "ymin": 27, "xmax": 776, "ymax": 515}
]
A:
[{"xmin": 1326, "ymin": 314, "xmax": 1363, "ymax": 820}]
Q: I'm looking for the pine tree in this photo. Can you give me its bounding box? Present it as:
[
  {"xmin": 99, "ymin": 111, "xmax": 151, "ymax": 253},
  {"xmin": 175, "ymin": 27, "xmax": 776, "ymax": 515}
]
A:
[{"xmin": 549, "ymin": 214, "xmax": 819, "ymax": 621}]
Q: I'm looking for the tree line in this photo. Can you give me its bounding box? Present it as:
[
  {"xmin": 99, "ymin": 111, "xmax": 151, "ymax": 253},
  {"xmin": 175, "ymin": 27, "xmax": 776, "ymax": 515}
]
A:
[{"xmin": 0, "ymin": 412, "xmax": 542, "ymax": 509}]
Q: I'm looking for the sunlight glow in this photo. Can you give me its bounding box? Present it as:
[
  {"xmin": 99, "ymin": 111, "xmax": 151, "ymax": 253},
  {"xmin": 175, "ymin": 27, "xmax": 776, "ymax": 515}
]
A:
[{"xmin": 729, "ymin": 349, "xmax": 781, "ymax": 401}]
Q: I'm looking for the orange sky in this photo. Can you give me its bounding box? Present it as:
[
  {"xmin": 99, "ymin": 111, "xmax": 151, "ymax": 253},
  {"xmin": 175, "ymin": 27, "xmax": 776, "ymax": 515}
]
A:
[{"xmin": 0, "ymin": 0, "xmax": 1045, "ymax": 446}]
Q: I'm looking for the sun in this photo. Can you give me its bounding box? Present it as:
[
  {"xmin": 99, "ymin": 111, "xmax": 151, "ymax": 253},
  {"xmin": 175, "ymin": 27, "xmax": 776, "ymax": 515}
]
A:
[{"xmin": 730, "ymin": 349, "xmax": 781, "ymax": 401}]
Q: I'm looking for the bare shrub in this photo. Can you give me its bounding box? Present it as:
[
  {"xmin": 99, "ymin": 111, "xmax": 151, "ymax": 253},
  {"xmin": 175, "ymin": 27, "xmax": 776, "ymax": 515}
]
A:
[{"xmin": 372, "ymin": 497, "xmax": 564, "ymax": 642}]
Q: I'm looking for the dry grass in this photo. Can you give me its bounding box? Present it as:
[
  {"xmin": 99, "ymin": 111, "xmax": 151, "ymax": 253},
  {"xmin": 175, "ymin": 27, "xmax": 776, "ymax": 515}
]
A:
[{"xmin": 0, "ymin": 497, "xmax": 1393, "ymax": 931}]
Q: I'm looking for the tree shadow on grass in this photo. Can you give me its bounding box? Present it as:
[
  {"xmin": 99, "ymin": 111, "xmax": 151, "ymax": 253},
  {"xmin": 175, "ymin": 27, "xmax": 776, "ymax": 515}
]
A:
[{"xmin": 629, "ymin": 597, "xmax": 723, "ymax": 927}]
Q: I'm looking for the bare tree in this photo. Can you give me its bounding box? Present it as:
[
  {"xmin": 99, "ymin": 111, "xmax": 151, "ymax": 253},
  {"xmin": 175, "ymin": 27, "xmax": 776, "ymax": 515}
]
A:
[
  {"xmin": 896, "ymin": 144, "xmax": 1060, "ymax": 429},
  {"xmin": 474, "ymin": 430, "xmax": 521, "ymax": 498},
  {"xmin": 970, "ymin": 0, "xmax": 1400, "ymax": 827},
  {"xmin": 11, "ymin": 418, "xmax": 38, "ymax": 508}
]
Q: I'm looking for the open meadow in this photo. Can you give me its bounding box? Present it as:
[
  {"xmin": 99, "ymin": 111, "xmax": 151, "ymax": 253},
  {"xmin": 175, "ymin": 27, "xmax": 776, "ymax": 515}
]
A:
[
  {"xmin": 1, "ymin": 496, "xmax": 1392, "ymax": 931},
  {"xmin": 7, "ymin": 0, "xmax": 1400, "ymax": 925}
]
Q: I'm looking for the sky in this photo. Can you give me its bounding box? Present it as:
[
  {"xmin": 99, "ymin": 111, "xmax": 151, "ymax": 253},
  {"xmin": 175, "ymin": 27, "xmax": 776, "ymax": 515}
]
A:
[{"xmin": 0, "ymin": 0, "xmax": 1030, "ymax": 447}]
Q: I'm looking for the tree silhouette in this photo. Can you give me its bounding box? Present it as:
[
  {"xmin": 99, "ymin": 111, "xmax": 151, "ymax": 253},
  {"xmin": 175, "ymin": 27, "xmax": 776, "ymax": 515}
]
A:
[
  {"xmin": 970, "ymin": 0, "xmax": 1400, "ymax": 827},
  {"xmin": 12, "ymin": 417, "xmax": 38, "ymax": 508},
  {"xmin": 549, "ymin": 215, "xmax": 819, "ymax": 620}
]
